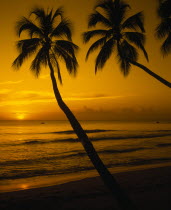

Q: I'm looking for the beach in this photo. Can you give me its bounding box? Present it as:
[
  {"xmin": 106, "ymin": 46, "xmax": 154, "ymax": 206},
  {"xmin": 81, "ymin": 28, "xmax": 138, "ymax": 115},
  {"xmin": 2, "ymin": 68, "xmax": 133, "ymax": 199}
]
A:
[{"xmin": 0, "ymin": 165, "xmax": 171, "ymax": 210}]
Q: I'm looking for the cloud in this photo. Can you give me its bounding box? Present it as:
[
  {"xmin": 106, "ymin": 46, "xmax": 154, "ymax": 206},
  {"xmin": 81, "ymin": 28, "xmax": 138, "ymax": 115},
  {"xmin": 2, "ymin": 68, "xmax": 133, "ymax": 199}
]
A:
[
  {"xmin": 0, "ymin": 80, "xmax": 23, "ymax": 85},
  {"xmin": 15, "ymin": 90, "xmax": 54, "ymax": 100},
  {"xmin": 0, "ymin": 90, "xmax": 55, "ymax": 106},
  {"xmin": 39, "ymin": 74, "xmax": 49, "ymax": 79},
  {"xmin": 0, "ymin": 89, "xmax": 133, "ymax": 107},
  {"xmin": 0, "ymin": 89, "xmax": 11, "ymax": 94},
  {"xmin": 63, "ymin": 93, "xmax": 128, "ymax": 101},
  {"xmin": 0, "ymin": 89, "xmax": 12, "ymax": 102},
  {"xmin": 74, "ymin": 105, "xmax": 170, "ymax": 121}
]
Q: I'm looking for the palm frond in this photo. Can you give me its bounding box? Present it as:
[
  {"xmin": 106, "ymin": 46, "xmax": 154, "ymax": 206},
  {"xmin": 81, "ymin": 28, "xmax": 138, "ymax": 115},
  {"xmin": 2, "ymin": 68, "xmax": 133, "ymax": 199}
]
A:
[
  {"xmin": 53, "ymin": 40, "xmax": 79, "ymax": 58},
  {"xmin": 161, "ymin": 32, "xmax": 171, "ymax": 55},
  {"xmin": 50, "ymin": 19, "xmax": 72, "ymax": 41},
  {"xmin": 30, "ymin": 46, "xmax": 48, "ymax": 77},
  {"xmin": 82, "ymin": 29, "xmax": 108, "ymax": 43},
  {"xmin": 95, "ymin": 0, "xmax": 114, "ymax": 23},
  {"xmin": 124, "ymin": 32, "xmax": 148, "ymax": 61},
  {"xmin": 16, "ymin": 38, "xmax": 40, "ymax": 52},
  {"xmin": 53, "ymin": 43, "xmax": 78, "ymax": 75},
  {"xmin": 86, "ymin": 37, "xmax": 107, "ymax": 60},
  {"xmin": 30, "ymin": 7, "xmax": 54, "ymax": 36},
  {"xmin": 119, "ymin": 58, "xmax": 131, "ymax": 76},
  {"xmin": 122, "ymin": 12, "xmax": 145, "ymax": 32},
  {"xmin": 51, "ymin": 7, "xmax": 64, "ymax": 22},
  {"xmin": 95, "ymin": 38, "xmax": 114, "ymax": 73},
  {"xmin": 117, "ymin": 40, "xmax": 137, "ymax": 76},
  {"xmin": 15, "ymin": 17, "xmax": 43, "ymax": 37},
  {"xmin": 50, "ymin": 52, "xmax": 63, "ymax": 84},
  {"xmin": 12, "ymin": 54, "xmax": 27, "ymax": 69},
  {"xmin": 96, "ymin": 0, "xmax": 130, "ymax": 26},
  {"xmin": 30, "ymin": 7, "xmax": 46, "ymax": 19},
  {"xmin": 56, "ymin": 59, "xmax": 62, "ymax": 84},
  {"xmin": 124, "ymin": 32, "xmax": 145, "ymax": 45},
  {"xmin": 12, "ymin": 38, "xmax": 40, "ymax": 69},
  {"xmin": 155, "ymin": 17, "xmax": 171, "ymax": 39},
  {"xmin": 138, "ymin": 44, "xmax": 148, "ymax": 61},
  {"xmin": 88, "ymin": 11, "xmax": 111, "ymax": 28},
  {"xmin": 113, "ymin": 0, "xmax": 130, "ymax": 25},
  {"xmin": 30, "ymin": 7, "xmax": 46, "ymax": 26},
  {"xmin": 117, "ymin": 40, "xmax": 138, "ymax": 63},
  {"xmin": 157, "ymin": 0, "xmax": 171, "ymax": 18},
  {"xmin": 94, "ymin": 0, "xmax": 113, "ymax": 10}
]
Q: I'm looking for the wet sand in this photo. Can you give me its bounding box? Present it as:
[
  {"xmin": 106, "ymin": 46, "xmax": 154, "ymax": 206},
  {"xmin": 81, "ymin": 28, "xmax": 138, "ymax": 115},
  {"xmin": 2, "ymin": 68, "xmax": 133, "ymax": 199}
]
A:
[{"xmin": 0, "ymin": 165, "xmax": 171, "ymax": 210}]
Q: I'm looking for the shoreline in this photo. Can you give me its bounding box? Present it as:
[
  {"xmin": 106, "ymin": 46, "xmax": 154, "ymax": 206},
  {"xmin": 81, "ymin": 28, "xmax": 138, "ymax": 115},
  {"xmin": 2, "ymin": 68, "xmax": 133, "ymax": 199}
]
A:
[
  {"xmin": 1, "ymin": 162, "xmax": 171, "ymax": 194},
  {"xmin": 1, "ymin": 165, "xmax": 171, "ymax": 210}
]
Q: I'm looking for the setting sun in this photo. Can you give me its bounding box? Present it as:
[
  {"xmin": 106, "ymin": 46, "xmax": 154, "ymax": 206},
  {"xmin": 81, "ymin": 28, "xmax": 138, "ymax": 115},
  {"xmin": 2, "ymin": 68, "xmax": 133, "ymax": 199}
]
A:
[{"xmin": 17, "ymin": 114, "xmax": 25, "ymax": 120}]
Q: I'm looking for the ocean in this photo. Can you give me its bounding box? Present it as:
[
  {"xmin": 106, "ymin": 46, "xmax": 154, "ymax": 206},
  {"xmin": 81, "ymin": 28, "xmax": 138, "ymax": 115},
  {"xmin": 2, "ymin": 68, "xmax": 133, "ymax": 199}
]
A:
[{"xmin": 0, "ymin": 120, "xmax": 171, "ymax": 192}]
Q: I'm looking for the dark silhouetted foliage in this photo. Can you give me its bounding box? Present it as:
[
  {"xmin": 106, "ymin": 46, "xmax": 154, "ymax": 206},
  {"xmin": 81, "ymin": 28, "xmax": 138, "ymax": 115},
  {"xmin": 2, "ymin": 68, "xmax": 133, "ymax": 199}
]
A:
[{"xmin": 84, "ymin": 0, "xmax": 171, "ymax": 88}]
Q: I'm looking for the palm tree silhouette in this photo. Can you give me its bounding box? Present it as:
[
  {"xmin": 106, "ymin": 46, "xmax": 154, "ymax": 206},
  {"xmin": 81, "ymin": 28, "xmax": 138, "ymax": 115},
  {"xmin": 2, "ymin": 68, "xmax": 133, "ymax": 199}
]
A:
[
  {"xmin": 83, "ymin": 0, "xmax": 171, "ymax": 88},
  {"xmin": 12, "ymin": 7, "xmax": 136, "ymax": 210},
  {"xmin": 156, "ymin": 0, "xmax": 171, "ymax": 55}
]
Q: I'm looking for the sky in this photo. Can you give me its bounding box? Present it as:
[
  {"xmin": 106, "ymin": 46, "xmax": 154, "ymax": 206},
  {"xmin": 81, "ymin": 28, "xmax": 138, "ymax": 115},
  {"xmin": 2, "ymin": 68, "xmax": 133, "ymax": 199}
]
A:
[{"xmin": 0, "ymin": 0, "xmax": 171, "ymax": 121}]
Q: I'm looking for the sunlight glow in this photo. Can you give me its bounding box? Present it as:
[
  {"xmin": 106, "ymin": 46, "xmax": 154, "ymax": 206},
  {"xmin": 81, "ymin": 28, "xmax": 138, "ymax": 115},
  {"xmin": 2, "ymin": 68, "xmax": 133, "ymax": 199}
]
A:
[
  {"xmin": 17, "ymin": 114, "xmax": 25, "ymax": 120},
  {"xmin": 20, "ymin": 184, "xmax": 29, "ymax": 190}
]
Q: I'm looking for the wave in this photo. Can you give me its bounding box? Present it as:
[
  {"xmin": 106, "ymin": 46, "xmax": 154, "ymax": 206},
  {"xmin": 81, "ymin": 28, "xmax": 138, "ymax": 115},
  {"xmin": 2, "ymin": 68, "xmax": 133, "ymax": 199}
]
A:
[
  {"xmin": 1, "ymin": 157, "xmax": 171, "ymax": 180},
  {"xmin": 91, "ymin": 133, "xmax": 171, "ymax": 141},
  {"xmin": 156, "ymin": 143, "xmax": 171, "ymax": 148},
  {"xmin": 0, "ymin": 147, "xmax": 148, "ymax": 167},
  {"xmin": 23, "ymin": 140, "xmax": 45, "ymax": 145},
  {"xmin": 115, "ymin": 157, "xmax": 171, "ymax": 167},
  {"xmin": 62, "ymin": 147, "xmax": 147, "ymax": 159},
  {"xmin": 21, "ymin": 138, "xmax": 77, "ymax": 145},
  {"xmin": 51, "ymin": 129, "xmax": 114, "ymax": 134},
  {"xmin": 57, "ymin": 129, "xmax": 113, "ymax": 134},
  {"xmin": 54, "ymin": 132, "xmax": 171, "ymax": 143},
  {"xmin": 2, "ymin": 131, "xmax": 171, "ymax": 147},
  {"xmin": 0, "ymin": 129, "xmax": 114, "ymax": 136},
  {"xmin": 0, "ymin": 166, "xmax": 95, "ymax": 180},
  {"xmin": 2, "ymin": 129, "xmax": 171, "ymax": 136}
]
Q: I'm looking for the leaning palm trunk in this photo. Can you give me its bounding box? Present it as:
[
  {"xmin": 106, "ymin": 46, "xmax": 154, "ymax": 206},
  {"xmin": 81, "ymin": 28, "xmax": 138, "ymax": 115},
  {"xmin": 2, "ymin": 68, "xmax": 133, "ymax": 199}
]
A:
[
  {"xmin": 129, "ymin": 60, "xmax": 171, "ymax": 88},
  {"xmin": 12, "ymin": 6, "xmax": 137, "ymax": 210},
  {"xmin": 47, "ymin": 55, "xmax": 137, "ymax": 210}
]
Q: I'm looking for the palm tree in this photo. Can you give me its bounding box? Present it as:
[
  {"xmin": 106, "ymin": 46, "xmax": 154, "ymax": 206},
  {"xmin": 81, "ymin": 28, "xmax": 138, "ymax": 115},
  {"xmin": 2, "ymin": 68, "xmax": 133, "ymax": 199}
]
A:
[
  {"xmin": 156, "ymin": 0, "xmax": 171, "ymax": 55},
  {"xmin": 83, "ymin": 0, "xmax": 171, "ymax": 88},
  {"xmin": 12, "ymin": 7, "xmax": 136, "ymax": 210}
]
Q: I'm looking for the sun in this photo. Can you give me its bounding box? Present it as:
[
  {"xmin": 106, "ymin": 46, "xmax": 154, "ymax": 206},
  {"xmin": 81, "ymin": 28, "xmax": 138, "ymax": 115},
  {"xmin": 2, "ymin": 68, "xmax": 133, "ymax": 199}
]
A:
[
  {"xmin": 20, "ymin": 184, "xmax": 29, "ymax": 190},
  {"xmin": 17, "ymin": 114, "xmax": 25, "ymax": 120}
]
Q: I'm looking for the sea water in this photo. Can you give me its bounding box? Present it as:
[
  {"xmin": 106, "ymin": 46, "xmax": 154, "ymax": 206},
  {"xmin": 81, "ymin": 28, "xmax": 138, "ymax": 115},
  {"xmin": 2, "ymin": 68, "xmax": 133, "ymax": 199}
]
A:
[{"xmin": 0, "ymin": 120, "xmax": 171, "ymax": 192}]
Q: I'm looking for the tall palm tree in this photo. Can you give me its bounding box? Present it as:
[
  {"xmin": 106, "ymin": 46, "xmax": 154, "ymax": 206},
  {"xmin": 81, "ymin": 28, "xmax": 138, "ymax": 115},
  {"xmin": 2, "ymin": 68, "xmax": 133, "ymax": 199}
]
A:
[
  {"xmin": 83, "ymin": 0, "xmax": 171, "ymax": 88},
  {"xmin": 13, "ymin": 7, "xmax": 136, "ymax": 210},
  {"xmin": 156, "ymin": 0, "xmax": 171, "ymax": 55}
]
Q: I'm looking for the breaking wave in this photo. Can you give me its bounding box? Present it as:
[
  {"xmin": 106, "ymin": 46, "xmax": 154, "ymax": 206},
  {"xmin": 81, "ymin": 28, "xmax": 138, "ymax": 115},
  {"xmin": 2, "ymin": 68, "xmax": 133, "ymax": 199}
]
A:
[{"xmin": 1, "ymin": 156, "xmax": 171, "ymax": 180}]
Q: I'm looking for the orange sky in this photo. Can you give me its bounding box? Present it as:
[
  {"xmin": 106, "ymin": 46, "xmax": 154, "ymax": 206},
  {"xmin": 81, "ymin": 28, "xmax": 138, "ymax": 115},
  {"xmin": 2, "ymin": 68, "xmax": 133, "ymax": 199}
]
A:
[{"xmin": 0, "ymin": 0, "xmax": 171, "ymax": 121}]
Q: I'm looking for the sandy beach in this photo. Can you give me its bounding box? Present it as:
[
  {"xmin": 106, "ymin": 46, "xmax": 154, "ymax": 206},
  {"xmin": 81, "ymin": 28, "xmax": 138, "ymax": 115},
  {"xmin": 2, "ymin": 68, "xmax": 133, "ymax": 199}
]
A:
[{"xmin": 0, "ymin": 165, "xmax": 171, "ymax": 210}]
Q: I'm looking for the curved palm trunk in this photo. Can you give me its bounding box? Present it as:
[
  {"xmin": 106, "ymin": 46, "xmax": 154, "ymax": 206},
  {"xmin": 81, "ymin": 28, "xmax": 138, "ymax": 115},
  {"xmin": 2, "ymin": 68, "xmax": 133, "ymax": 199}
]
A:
[
  {"xmin": 47, "ymin": 55, "xmax": 137, "ymax": 210},
  {"xmin": 129, "ymin": 60, "xmax": 171, "ymax": 88}
]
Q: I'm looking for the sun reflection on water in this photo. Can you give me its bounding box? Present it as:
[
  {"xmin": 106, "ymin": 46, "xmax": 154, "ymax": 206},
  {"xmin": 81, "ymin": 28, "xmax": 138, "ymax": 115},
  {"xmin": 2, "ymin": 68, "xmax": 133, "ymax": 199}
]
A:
[{"xmin": 20, "ymin": 184, "xmax": 29, "ymax": 190}]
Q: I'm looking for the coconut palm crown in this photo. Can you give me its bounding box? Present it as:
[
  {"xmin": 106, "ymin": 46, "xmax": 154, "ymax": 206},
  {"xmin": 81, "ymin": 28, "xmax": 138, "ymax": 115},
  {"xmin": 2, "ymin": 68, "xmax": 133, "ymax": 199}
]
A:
[
  {"xmin": 83, "ymin": 0, "xmax": 148, "ymax": 76},
  {"xmin": 13, "ymin": 7, "xmax": 78, "ymax": 84},
  {"xmin": 156, "ymin": 0, "xmax": 171, "ymax": 55},
  {"xmin": 83, "ymin": 0, "xmax": 171, "ymax": 88}
]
